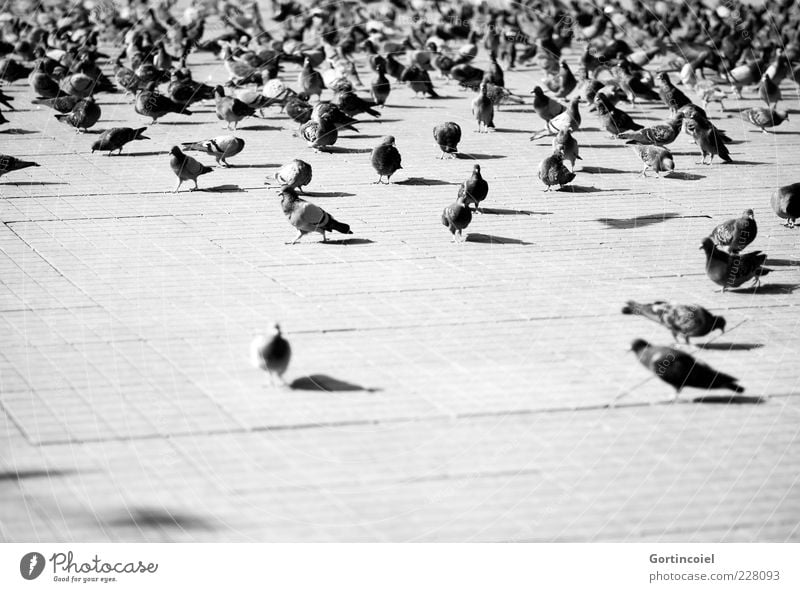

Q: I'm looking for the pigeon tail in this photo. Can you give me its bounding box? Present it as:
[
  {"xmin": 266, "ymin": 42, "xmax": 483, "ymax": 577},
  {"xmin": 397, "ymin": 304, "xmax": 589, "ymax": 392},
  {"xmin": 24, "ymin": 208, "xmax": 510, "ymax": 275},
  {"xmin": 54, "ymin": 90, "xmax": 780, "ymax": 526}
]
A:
[
  {"xmin": 621, "ymin": 300, "xmax": 662, "ymax": 324},
  {"xmin": 326, "ymin": 218, "xmax": 352, "ymax": 235}
]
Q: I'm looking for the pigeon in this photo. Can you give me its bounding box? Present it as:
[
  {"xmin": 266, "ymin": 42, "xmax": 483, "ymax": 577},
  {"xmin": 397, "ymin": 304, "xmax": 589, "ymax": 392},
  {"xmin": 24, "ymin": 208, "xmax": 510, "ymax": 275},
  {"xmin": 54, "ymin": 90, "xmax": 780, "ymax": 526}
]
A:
[
  {"xmin": 472, "ymin": 81, "xmax": 495, "ymax": 132},
  {"xmin": 630, "ymin": 145, "xmax": 674, "ymax": 177},
  {"xmin": 401, "ymin": 65, "xmax": 439, "ymax": 98},
  {"xmin": 679, "ymin": 104, "xmax": 733, "ymax": 143},
  {"xmin": 279, "ymin": 186, "xmax": 352, "ymax": 244},
  {"xmin": 180, "ymin": 136, "xmax": 245, "ymax": 167},
  {"xmin": 91, "ymin": 127, "xmax": 149, "ymax": 155},
  {"xmin": 250, "ymin": 324, "xmax": 291, "ymax": 386},
  {"xmin": 758, "ymin": 73, "xmax": 781, "ymax": 108},
  {"xmin": 656, "ymin": 72, "xmax": 693, "ymax": 113},
  {"xmin": 618, "ymin": 113, "xmax": 684, "ymax": 146},
  {"xmin": 272, "ymin": 159, "xmax": 312, "ymax": 192},
  {"xmin": 771, "ymin": 182, "xmax": 800, "ymax": 228},
  {"xmin": 0, "ymin": 58, "xmax": 32, "ymax": 82},
  {"xmin": 55, "ymin": 97, "xmax": 101, "ymax": 132},
  {"xmin": 136, "ymin": 84, "xmax": 191, "ymax": 123},
  {"xmin": 299, "ymin": 113, "xmax": 338, "ymax": 151},
  {"xmin": 709, "ymin": 210, "xmax": 757, "ymax": 253},
  {"xmin": 484, "ymin": 53, "xmax": 505, "ymax": 88},
  {"xmin": 29, "ymin": 70, "xmax": 60, "ymax": 98},
  {"xmin": 298, "ymin": 57, "xmax": 325, "ymax": 99},
  {"xmin": 594, "ymin": 92, "xmax": 642, "ymax": 137},
  {"xmin": 484, "ymin": 83, "xmax": 525, "ymax": 109},
  {"xmin": 699, "ymin": 237, "xmax": 771, "ymax": 291},
  {"xmin": 622, "ymin": 301, "xmax": 726, "ymax": 344},
  {"xmin": 629, "ymin": 339, "xmax": 743, "ymax": 397},
  {"xmin": 284, "ymin": 92, "xmax": 313, "ymax": 124},
  {"xmin": 114, "ymin": 56, "xmax": 142, "ymax": 94},
  {"xmin": 310, "ymin": 103, "xmax": 359, "ymax": 133},
  {"xmin": 370, "ymin": 136, "xmax": 402, "ymax": 184},
  {"xmin": 169, "ymin": 146, "xmax": 213, "ymax": 192},
  {"xmin": 370, "ymin": 62, "xmax": 391, "ymax": 107},
  {"xmin": 458, "ymin": 164, "xmax": 488, "ymax": 212},
  {"xmin": 538, "ymin": 151, "xmax": 576, "ymax": 191},
  {"xmin": 552, "ymin": 127, "xmax": 581, "ymax": 171},
  {"xmin": 337, "ymin": 91, "xmax": 380, "ymax": 118},
  {"xmin": 32, "ymin": 95, "xmax": 79, "ymax": 113},
  {"xmin": 433, "ymin": 122, "xmax": 462, "ymax": 158},
  {"xmin": 739, "ymin": 107, "xmax": 789, "ymax": 133},
  {"xmin": 58, "ymin": 73, "xmax": 97, "ymax": 98},
  {"xmin": 168, "ymin": 70, "xmax": 215, "ymax": 107},
  {"xmin": 0, "ymin": 154, "xmax": 40, "ymax": 178},
  {"xmin": 531, "ymin": 86, "xmax": 565, "ymax": 128},
  {"xmin": 685, "ymin": 117, "xmax": 732, "ymax": 164},
  {"xmin": 215, "ymin": 85, "xmax": 256, "ymax": 130},
  {"xmin": 0, "ymin": 108, "xmax": 6, "ymax": 126},
  {"xmin": 450, "ymin": 64, "xmax": 485, "ymax": 90},
  {"xmin": 545, "ymin": 97, "xmax": 581, "ymax": 134},
  {"xmin": 442, "ymin": 194, "xmax": 472, "ymax": 242}
]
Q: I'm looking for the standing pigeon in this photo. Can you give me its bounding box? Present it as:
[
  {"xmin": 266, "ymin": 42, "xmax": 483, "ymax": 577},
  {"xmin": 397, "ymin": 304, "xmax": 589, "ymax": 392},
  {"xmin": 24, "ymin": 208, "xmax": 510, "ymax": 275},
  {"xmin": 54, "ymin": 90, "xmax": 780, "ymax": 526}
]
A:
[
  {"xmin": 622, "ymin": 301, "xmax": 726, "ymax": 344},
  {"xmin": 771, "ymin": 183, "xmax": 800, "ymax": 228},
  {"xmin": 298, "ymin": 57, "xmax": 325, "ymax": 99},
  {"xmin": 531, "ymin": 86, "xmax": 565, "ymax": 128},
  {"xmin": 273, "ymin": 159, "xmax": 312, "ymax": 192},
  {"xmin": 630, "ymin": 145, "xmax": 674, "ymax": 177},
  {"xmin": 629, "ymin": 339, "xmax": 743, "ymax": 397},
  {"xmin": 757, "ymin": 73, "xmax": 781, "ymax": 108},
  {"xmin": 552, "ymin": 127, "xmax": 581, "ymax": 171},
  {"xmin": 32, "ymin": 95, "xmax": 79, "ymax": 113},
  {"xmin": 310, "ymin": 103, "xmax": 359, "ymax": 133},
  {"xmin": 215, "ymin": 86, "xmax": 256, "ymax": 130},
  {"xmin": 656, "ymin": 72, "xmax": 693, "ymax": 113},
  {"xmin": 279, "ymin": 186, "xmax": 352, "ymax": 244},
  {"xmin": 299, "ymin": 112, "xmax": 338, "ymax": 151},
  {"xmin": 180, "ymin": 136, "xmax": 245, "ymax": 167},
  {"xmin": 29, "ymin": 69, "xmax": 60, "ymax": 98},
  {"xmin": 370, "ymin": 62, "xmax": 391, "ymax": 107},
  {"xmin": 553, "ymin": 59, "xmax": 577, "ymax": 98},
  {"xmin": 136, "ymin": 83, "xmax": 192, "ymax": 123},
  {"xmin": 739, "ymin": 107, "xmax": 789, "ymax": 133},
  {"xmin": 169, "ymin": 146, "xmax": 213, "ymax": 192},
  {"xmin": 709, "ymin": 210, "xmax": 757, "ymax": 253},
  {"xmin": 538, "ymin": 151, "xmax": 576, "ymax": 190},
  {"xmin": 401, "ymin": 65, "xmax": 439, "ymax": 98},
  {"xmin": 458, "ymin": 164, "xmax": 488, "ymax": 212},
  {"xmin": 594, "ymin": 92, "xmax": 642, "ymax": 137},
  {"xmin": 285, "ymin": 92, "xmax": 313, "ymax": 124},
  {"xmin": 91, "ymin": 127, "xmax": 149, "ymax": 155},
  {"xmin": 55, "ymin": 97, "xmax": 101, "ymax": 132},
  {"xmin": 442, "ymin": 194, "xmax": 472, "ymax": 242},
  {"xmin": 337, "ymin": 91, "xmax": 380, "ymax": 118},
  {"xmin": 433, "ymin": 122, "xmax": 462, "ymax": 158},
  {"xmin": 0, "ymin": 154, "xmax": 40, "ymax": 178},
  {"xmin": 618, "ymin": 113, "xmax": 684, "ymax": 146},
  {"xmin": 472, "ymin": 81, "xmax": 495, "ymax": 132},
  {"xmin": 546, "ymin": 97, "xmax": 581, "ymax": 134},
  {"xmin": 699, "ymin": 237, "xmax": 771, "ymax": 291},
  {"xmin": 250, "ymin": 324, "xmax": 291, "ymax": 386},
  {"xmin": 685, "ymin": 117, "xmax": 732, "ymax": 164},
  {"xmin": 370, "ymin": 136, "xmax": 402, "ymax": 184}
]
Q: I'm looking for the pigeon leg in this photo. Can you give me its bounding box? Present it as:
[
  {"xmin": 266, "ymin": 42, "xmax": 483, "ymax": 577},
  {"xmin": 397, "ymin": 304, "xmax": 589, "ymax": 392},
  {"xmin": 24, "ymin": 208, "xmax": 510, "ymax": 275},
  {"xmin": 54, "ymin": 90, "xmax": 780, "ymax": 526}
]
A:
[
  {"xmin": 192, "ymin": 179, "xmax": 199, "ymax": 191},
  {"xmin": 639, "ymin": 165, "xmax": 648, "ymax": 177},
  {"xmin": 373, "ymin": 176, "xmax": 384, "ymax": 184},
  {"xmin": 289, "ymin": 231, "xmax": 305, "ymax": 245},
  {"xmin": 174, "ymin": 179, "xmax": 182, "ymax": 193}
]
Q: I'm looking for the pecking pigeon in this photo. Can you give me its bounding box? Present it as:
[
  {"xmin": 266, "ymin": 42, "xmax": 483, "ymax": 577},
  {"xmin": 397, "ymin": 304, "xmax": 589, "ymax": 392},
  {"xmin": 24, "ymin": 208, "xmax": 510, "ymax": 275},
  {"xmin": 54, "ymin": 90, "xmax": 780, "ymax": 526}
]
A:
[
  {"xmin": 54, "ymin": 97, "xmax": 101, "ymax": 132},
  {"xmin": 92, "ymin": 127, "xmax": 149, "ymax": 155},
  {"xmin": 538, "ymin": 151, "xmax": 576, "ymax": 190},
  {"xmin": 622, "ymin": 301, "xmax": 726, "ymax": 344},
  {"xmin": 279, "ymin": 186, "xmax": 352, "ymax": 244},
  {"xmin": 739, "ymin": 107, "xmax": 789, "ymax": 133},
  {"xmin": 771, "ymin": 183, "xmax": 800, "ymax": 228},
  {"xmin": 273, "ymin": 159, "xmax": 312, "ymax": 192},
  {"xmin": 169, "ymin": 146, "xmax": 213, "ymax": 192},
  {"xmin": 630, "ymin": 144, "xmax": 674, "ymax": 177},
  {"xmin": 250, "ymin": 324, "xmax": 292, "ymax": 386},
  {"xmin": 370, "ymin": 136, "xmax": 402, "ymax": 184},
  {"xmin": 442, "ymin": 194, "xmax": 472, "ymax": 242},
  {"xmin": 299, "ymin": 112, "xmax": 338, "ymax": 151},
  {"xmin": 699, "ymin": 237, "xmax": 771, "ymax": 291},
  {"xmin": 433, "ymin": 122, "xmax": 462, "ymax": 158},
  {"xmin": 709, "ymin": 209, "xmax": 757, "ymax": 253}
]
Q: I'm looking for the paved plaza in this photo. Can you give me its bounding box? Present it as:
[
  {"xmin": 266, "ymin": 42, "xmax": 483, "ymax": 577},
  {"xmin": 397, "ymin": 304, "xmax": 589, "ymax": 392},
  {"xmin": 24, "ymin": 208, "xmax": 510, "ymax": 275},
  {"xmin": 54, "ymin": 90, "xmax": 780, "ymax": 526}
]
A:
[{"xmin": 1, "ymin": 8, "xmax": 799, "ymax": 542}]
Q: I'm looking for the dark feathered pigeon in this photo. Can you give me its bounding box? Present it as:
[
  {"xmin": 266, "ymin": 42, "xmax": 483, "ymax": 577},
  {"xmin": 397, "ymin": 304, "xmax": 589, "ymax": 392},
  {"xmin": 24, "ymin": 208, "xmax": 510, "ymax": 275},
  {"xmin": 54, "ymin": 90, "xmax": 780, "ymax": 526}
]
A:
[
  {"xmin": 32, "ymin": 95, "xmax": 79, "ymax": 113},
  {"xmin": 215, "ymin": 85, "xmax": 255, "ymax": 129},
  {"xmin": 686, "ymin": 117, "xmax": 732, "ymax": 164},
  {"xmin": 299, "ymin": 113, "xmax": 338, "ymax": 151},
  {"xmin": 594, "ymin": 92, "xmax": 642, "ymax": 136},
  {"xmin": 136, "ymin": 84, "xmax": 191, "ymax": 123},
  {"xmin": 280, "ymin": 186, "xmax": 352, "ymax": 244},
  {"xmin": 771, "ymin": 182, "xmax": 800, "ymax": 228},
  {"xmin": 472, "ymin": 82, "xmax": 495, "ymax": 132},
  {"xmin": 458, "ymin": 164, "xmax": 488, "ymax": 212},
  {"xmin": 699, "ymin": 237, "xmax": 771, "ymax": 291},
  {"xmin": 739, "ymin": 107, "xmax": 789, "ymax": 133},
  {"xmin": 538, "ymin": 152, "xmax": 575, "ymax": 190},
  {"xmin": 450, "ymin": 64, "xmax": 484, "ymax": 90},
  {"xmin": 370, "ymin": 63, "xmax": 391, "ymax": 107},
  {"xmin": 442, "ymin": 195, "xmax": 472, "ymax": 242},
  {"xmin": 433, "ymin": 122, "xmax": 461, "ymax": 158},
  {"xmin": 92, "ymin": 127, "xmax": 149, "ymax": 155},
  {"xmin": 618, "ymin": 113, "xmax": 684, "ymax": 146},
  {"xmin": 169, "ymin": 146, "xmax": 213, "ymax": 192},
  {"xmin": 656, "ymin": 72, "xmax": 693, "ymax": 113},
  {"xmin": 55, "ymin": 97, "xmax": 101, "ymax": 132},
  {"xmin": 401, "ymin": 65, "xmax": 439, "ymax": 97},
  {"xmin": 709, "ymin": 210, "xmax": 757, "ymax": 253},
  {"xmin": 757, "ymin": 73, "xmax": 781, "ymax": 108},
  {"xmin": 0, "ymin": 154, "xmax": 40, "ymax": 178},
  {"xmin": 371, "ymin": 136, "xmax": 402, "ymax": 184},
  {"xmin": 531, "ymin": 86, "xmax": 565, "ymax": 126},
  {"xmin": 630, "ymin": 339, "xmax": 743, "ymax": 398},
  {"xmin": 622, "ymin": 301, "xmax": 726, "ymax": 343},
  {"xmin": 250, "ymin": 324, "xmax": 291, "ymax": 386},
  {"xmin": 337, "ymin": 90, "xmax": 380, "ymax": 118},
  {"xmin": 285, "ymin": 92, "xmax": 313, "ymax": 124}
]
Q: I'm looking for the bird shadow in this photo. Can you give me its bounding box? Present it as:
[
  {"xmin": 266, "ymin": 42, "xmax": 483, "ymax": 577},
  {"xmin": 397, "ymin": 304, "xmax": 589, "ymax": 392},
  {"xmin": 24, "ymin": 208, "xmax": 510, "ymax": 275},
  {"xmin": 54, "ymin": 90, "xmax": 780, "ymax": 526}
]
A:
[
  {"xmin": 302, "ymin": 190, "xmax": 356, "ymax": 198},
  {"xmin": 0, "ymin": 128, "xmax": 37, "ymax": 134},
  {"xmin": 391, "ymin": 104, "xmax": 434, "ymax": 109},
  {"xmin": 493, "ymin": 127, "xmax": 530, "ymax": 134},
  {"xmin": 480, "ymin": 207, "xmax": 552, "ymax": 216},
  {"xmin": 695, "ymin": 342, "xmax": 764, "ymax": 351},
  {"xmin": 561, "ymin": 185, "xmax": 623, "ymax": 193},
  {"xmin": 0, "ymin": 468, "xmax": 77, "ymax": 482},
  {"xmin": 465, "ymin": 233, "xmax": 534, "ymax": 245},
  {"xmin": 456, "ymin": 153, "xmax": 507, "ymax": 160},
  {"xmin": 342, "ymin": 133, "xmax": 383, "ymax": 139},
  {"xmin": 727, "ymin": 160, "xmax": 768, "ymax": 165},
  {"xmin": 691, "ymin": 394, "xmax": 767, "ymax": 405},
  {"xmin": 764, "ymin": 258, "xmax": 800, "ymax": 267},
  {"xmin": 581, "ymin": 165, "xmax": 629, "ymax": 174},
  {"xmin": 238, "ymin": 163, "xmax": 283, "ymax": 168},
  {"xmin": 729, "ymin": 283, "xmax": 800, "ymax": 295},
  {"xmin": 241, "ymin": 124, "xmax": 282, "ymax": 131},
  {"xmin": 753, "ymin": 130, "xmax": 800, "ymax": 135},
  {"xmin": 395, "ymin": 177, "xmax": 456, "ymax": 186},
  {"xmin": 365, "ymin": 118, "xmax": 403, "ymax": 123},
  {"xmin": 114, "ymin": 151, "xmax": 164, "ymax": 157},
  {"xmin": 323, "ymin": 237, "xmax": 374, "ymax": 245},
  {"xmin": 597, "ymin": 212, "xmax": 681, "ymax": 228},
  {"xmin": 322, "ymin": 146, "xmax": 372, "ymax": 154},
  {"xmin": 289, "ymin": 374, "xmax": 381, "ymax": 393},
  {"xmin": 104, "ymin": 508, "xmax": 214, "ymax": 531},
  {"xmin": 200, "ymin": 184, "xmax": 245, "ymax": 193},
  {"xmin": 157, "ymin": 120, "xmax": 206, "ymax": 125},
  {"xmin": 2, "ymin": 181, "xmax": 65, "ymax": 186},
  {"xmin": 665, "ymin": 171, "xmax": 706, "ymax": 180}
]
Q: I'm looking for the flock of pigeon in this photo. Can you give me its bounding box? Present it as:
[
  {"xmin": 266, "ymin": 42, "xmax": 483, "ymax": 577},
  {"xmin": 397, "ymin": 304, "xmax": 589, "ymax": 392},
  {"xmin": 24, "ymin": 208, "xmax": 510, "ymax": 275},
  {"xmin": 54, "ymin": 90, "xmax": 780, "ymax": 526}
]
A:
[{"xmin": 1, "ymin": 0, "xmax": 799, "ymax": 400}]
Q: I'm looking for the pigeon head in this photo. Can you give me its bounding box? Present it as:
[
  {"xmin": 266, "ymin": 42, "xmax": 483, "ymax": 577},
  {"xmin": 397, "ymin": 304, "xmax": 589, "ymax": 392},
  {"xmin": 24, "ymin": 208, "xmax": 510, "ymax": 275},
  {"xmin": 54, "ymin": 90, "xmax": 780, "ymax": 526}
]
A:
[
  {"xmin": 629, "ymin": 339, "xmax": 650, "ymax": 353},
  {"xmin": 214, "ymin": 85, "xmax": 226, "ymax": 97},
  {"xmin": 531, "ymin": 86, "xmax": 543, "ymax": 96},
  {"xmin": 298, "ymin": 92, "xmax": 310, "ymax": 101},
  {"xmin": 712, "ymin": 316, "xmax": 727, "ymax": 333},
  {"xmin": 426, "ymin": 41, "xmax": 438, "ymax": 52},
  {"xmin": 661, "ymin": 155, "xmax": 674, "ymax": 172},
  {"xmin": 777, "ymin": 110, "xmax": 788, "ymax": 121},
  {"xmin": 743, "ymin": 209, "xmax": 755, "ymax": 219},
  {"xmin": 699, "ymin": 237, "xmax": 715, "ymax": 253},
  {"xmin": 380, "ymin": 135, "xmax": 396, "ymax": 146},
  {"xmin": 134, "ymin": 128, "xmax": 149, "ymax": 140},
  {"xmin": 170, "ymin": 146, "xmax": 183, "ymax": 157},
  {"xmin": 90, "ymin": 140, "xmax": 101, "ymax": 152}
]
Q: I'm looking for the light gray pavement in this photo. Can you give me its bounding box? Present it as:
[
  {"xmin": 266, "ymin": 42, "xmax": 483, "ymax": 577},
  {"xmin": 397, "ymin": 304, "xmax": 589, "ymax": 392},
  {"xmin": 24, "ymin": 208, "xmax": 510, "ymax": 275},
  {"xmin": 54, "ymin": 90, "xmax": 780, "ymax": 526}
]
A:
[{"xmin": 1, "ymin": 10, "xmax": 799, "ymax": 542}]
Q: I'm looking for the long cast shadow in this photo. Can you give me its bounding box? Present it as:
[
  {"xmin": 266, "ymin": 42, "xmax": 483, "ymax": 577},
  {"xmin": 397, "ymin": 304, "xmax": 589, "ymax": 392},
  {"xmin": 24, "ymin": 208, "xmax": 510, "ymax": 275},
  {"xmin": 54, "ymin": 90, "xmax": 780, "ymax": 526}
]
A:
[
  {"xmin": 322, "ymin": 146, "xmax": 372, "ymax": 154},
  {"xmin": 302, "ymin": 190, "xmax": 356, "ymax": 197},
  {"xmin": 665, "ymin": 171, "xmax": 706, "ymax": 180},
  {"xmin": 395, "ymin": 177, "xmax": 456, "ymax": 186},
  {"xmin": 581, "ymin": 165, "xmax": 629, "ymax": 174},
  {"xmin": 696, "ymin": 342, "xmax": 764, "ymax": 351},
  {"xmin": 466, "ymin": 233, "xmax": 533, "ymax": 245},
  {"xmin": 201, "ymin": 184, "xmax": 244, "ymax": 192},
  {"xmin": 481, "ymin": 207, "xmax": 552, "ymax": 216},
  {"xmin": 323, "ymin": 237, "xmax": 374, "ymax": 245},
  {"xmin": 456, "ymin": 152, "xmax": 507, "ymax": 160},
  {"xmin": 0, "ymin": 468, "xmax": 76, "ymax": 481},
  {"xmin": 764, "ymin": 258, "xmax": 800, "ymax": 267},
  {"xmin": 730, "ymin": 283, "xmax": 799, "ymax": 295},
  {"xmin": 597, "ymin": 212, "xmax": 681, "ymax": 229},
  {"xmin": 290, "ymin": 374, "xmax": 381, "ymax": 392},
  {"xmin": 105, "ymin": 508, "xmax": 214, "ymax": 530},
  {"xmin": 691, "ymin": 395, "xmax": 767, "ymax": 405}
]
